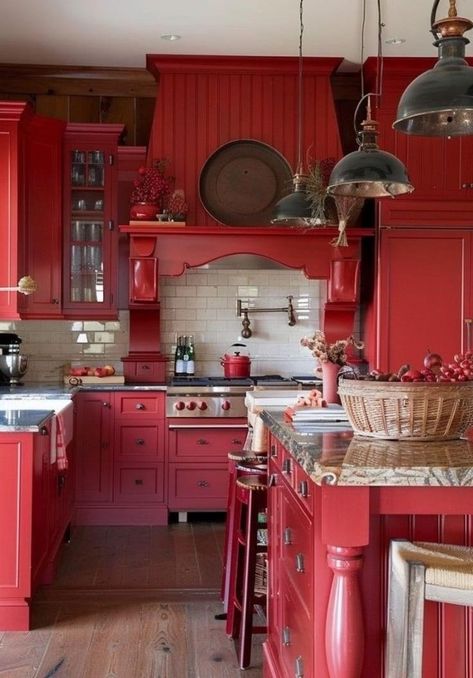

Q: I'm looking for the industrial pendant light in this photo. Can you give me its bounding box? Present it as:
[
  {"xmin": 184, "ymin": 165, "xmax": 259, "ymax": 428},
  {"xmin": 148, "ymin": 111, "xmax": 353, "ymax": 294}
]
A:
[
  {"xmin": 327, "ymin": 0, "xmax": 413, "ymax": 198},
  {"xmin": 272, "ymin": 0, "xmax": 312, "ymax": 224},
  {"xmin": 394, "ymin": 0, "xmax": 473, "ymax": 136},
  {"xmin": 327, "ymin": 95, "xmax": 414, "ymax": 198}
]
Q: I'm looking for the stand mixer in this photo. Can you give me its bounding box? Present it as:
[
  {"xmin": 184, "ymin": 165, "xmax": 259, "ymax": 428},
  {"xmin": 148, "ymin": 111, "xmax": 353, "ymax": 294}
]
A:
[{"xmin": 0, "ymin": 333, "xmax": 28, "ymax": 384}]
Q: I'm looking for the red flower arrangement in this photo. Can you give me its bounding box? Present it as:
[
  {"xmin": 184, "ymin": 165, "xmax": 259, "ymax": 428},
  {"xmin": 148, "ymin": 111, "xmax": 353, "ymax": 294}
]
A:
[{"xmin": 130, "ymin": 159, "xmax": 174, "ymax": 209}]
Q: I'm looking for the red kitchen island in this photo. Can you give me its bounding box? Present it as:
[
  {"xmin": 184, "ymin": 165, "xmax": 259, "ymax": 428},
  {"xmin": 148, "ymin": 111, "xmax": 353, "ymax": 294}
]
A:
[{"xmin": 260, "ymin": 411, "xmax": 473, "ymax": 678}]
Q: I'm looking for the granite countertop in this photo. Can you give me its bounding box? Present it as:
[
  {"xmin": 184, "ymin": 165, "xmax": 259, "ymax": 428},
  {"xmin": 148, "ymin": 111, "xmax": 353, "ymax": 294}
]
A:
[
  {"xmin": 260, "ymin": 410, "xmax": 473, "ymax": 487},
  {"xmin": 0, "ymin": 382, "xmax": 168, "ymax": 398},
  {"xmin": 0, "ymin": 409, "xmax": 54, "ymax": 432}
]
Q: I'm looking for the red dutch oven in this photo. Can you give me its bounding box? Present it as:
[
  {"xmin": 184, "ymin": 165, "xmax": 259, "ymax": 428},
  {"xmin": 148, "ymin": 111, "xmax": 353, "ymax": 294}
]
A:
[{"xmin": 220, "ymin": 343, "xmax": 251, "ymax": 378}]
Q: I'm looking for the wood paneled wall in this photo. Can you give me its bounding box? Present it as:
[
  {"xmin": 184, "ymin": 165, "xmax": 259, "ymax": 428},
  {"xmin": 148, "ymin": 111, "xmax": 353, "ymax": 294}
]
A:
[{"xmin": 0, "ymin": 64, "xmax": 156, "ymax": 146}]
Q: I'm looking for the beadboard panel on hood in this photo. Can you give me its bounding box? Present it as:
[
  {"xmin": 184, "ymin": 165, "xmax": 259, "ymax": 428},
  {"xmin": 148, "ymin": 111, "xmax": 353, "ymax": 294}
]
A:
[{"xmin": 146, "ymin": 55, "xmax": 343, "ymax": 226}]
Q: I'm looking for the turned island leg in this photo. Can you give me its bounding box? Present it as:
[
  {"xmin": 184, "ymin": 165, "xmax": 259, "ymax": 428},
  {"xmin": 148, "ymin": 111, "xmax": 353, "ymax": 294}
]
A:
[{"xmin": 325, "ymin": 545, "xmax": 364, "ymax": 678}]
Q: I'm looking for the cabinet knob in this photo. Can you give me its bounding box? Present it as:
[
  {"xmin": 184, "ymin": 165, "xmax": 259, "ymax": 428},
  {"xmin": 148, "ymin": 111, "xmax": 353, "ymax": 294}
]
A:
[
  {"xmin": 270, "ymin": 444, "xmax": 277, "ymax": 457},
  {"xmin": 103, "ymin": 401, "xmax": 110, "ymax": 408},
  {"xmin": 134, "ymin": 478, "xmax": 144, "ymax": 485},
  {"xmin": 197, "ymin": 479, "xmax": 209, "ymax": 487},
  {"xmin": 295, "ymin": 656, "xmax": 304, "ymax": 678},
  {"xmin": 283, "ymin": 527, "xmax": 292, "ymax": 545},
  {"xmin": 197, "ymin": 438, "xmax": 209, "ymax": 445},
  {"xmin": 52, "ymin": 298, "xmax": 60, "ymax": 304},
  {"xmin": 268, "ymin": 473, "xmax": 278, "ymax": 487},
  {"xmin": 295, "ymin": 553, "xmax": 305, "ymax": 573},
  {"xmin": 283, "ymin": 458, "xmax": 292, "ymax": 474},
  {"xmin": 40, "ymin": 426, "xmax": 49, "ymax": 436},
  {"xmin": 231, "ymin": 438, "xmax": 242, "ymax": 445},
  {"xmin": 135, "ymin": 403, "xmax": 145, "ymax": 410},
  {"xmin": 135, "ymin": 438, "xmax": 145, "ymax": 445}
]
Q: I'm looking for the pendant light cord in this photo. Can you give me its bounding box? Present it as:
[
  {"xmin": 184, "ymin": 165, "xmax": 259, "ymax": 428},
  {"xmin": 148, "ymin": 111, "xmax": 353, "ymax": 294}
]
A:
[{"xmin": 296, "ymin": 0, "xmax": 304, "ymax": 174}]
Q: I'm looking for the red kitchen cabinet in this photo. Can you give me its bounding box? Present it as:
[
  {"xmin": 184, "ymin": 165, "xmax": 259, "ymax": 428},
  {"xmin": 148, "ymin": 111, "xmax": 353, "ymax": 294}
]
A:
[
  {"xmin": 0, "ymin": 102, "xmax": 65, "ymax": 320},
  {"xmin": 167, "ymin": 419, "xmax": 247, "ymax": 512},
  {"xmin": 129, "ymin": 256, "xmax": 159, "ymax": 306},
  {"xmin": 372, "ymin": 228, "xmax": 472, "ymax": 373},
  {"xmin": 73, "ymin": 391, "xmax": 167, "ymax": 525},
  {"xmin": 264, "ymin": 434, "xmax": 314, "ymax": 678},
  {"xmin": 73, "ymin": 391, "xmax": 114, "ymax": 507},
  {"xmin": 364, "ymin": 58, "xmax": 473, "ymax": 227},
  {"xmin": 62, "ymin": 123, "xmax": 124, "ymax": 318}
]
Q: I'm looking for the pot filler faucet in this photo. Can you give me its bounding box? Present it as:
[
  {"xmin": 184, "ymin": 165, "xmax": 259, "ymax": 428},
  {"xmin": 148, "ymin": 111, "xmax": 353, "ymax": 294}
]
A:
[{"xmin": 236, "ymin": 296, "xmax": 296, "ymax": 338}]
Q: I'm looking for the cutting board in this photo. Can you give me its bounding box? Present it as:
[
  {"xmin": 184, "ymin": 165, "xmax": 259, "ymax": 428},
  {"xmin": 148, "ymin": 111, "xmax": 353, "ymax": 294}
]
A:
[{"xmin": 64, "ymin": 375, "xmax": 125, "ymax": 385}]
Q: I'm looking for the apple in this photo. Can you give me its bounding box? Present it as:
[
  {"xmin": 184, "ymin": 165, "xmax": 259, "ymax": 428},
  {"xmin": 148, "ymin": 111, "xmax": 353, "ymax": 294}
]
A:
[
  {"xmin": 87, "ymin": 367, "xmax": 95, "ymax": 376},
  {"xmin": 94, "ymin": 367, "xmax": 108, "ymax": 378},
  {"xmin": 103, "ymin": 365, "xmax": 115, "ymax": 376},
  {"xmin": 423, "ymin": 351, "xmax": 443, "ymax": 372}
]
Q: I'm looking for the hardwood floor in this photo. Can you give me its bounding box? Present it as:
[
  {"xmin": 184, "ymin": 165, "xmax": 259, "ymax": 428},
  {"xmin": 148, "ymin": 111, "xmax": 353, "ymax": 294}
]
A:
[{"xmin": 0, "ymin": 519, "xmax": 264, "ymax": 677}]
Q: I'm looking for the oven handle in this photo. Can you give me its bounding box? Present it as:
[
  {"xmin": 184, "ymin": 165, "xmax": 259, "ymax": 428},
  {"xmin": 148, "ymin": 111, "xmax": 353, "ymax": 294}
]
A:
[{"xmin": 168, "ymin": 424, "xmax": 248, "ymax": 430}]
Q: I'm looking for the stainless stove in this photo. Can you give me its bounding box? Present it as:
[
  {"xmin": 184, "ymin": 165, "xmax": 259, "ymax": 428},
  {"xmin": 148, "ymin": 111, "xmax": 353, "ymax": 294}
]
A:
[{"xmin": 166, "ymin": 375, "xmax": 305, "ymax": 418}]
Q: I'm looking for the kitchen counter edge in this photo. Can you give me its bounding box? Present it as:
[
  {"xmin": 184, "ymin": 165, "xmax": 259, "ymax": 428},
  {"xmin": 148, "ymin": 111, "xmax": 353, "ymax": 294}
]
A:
[{"xmin": 260, "ymin": 409, "xmax": 473, "ymax": 487}]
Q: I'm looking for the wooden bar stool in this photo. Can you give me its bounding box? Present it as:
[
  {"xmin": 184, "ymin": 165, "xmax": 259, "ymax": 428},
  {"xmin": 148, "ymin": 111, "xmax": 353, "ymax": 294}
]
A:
[
  {"xmin": 226, "ymin": 473, "xmax": 267, "ymax": 670},
  {"xmin": 386, "ymin": 539, "xmax": 473, "ymax": 678},
  {"xmin": 220, "ymin": 452, "xmax": 267, "ymax": 613}
]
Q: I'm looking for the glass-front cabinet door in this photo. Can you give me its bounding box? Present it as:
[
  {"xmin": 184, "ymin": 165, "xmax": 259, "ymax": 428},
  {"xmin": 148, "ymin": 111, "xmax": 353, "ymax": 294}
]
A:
[{"xmin": 63, "ymin": 124, "xmax": 124, "ymax": 317}]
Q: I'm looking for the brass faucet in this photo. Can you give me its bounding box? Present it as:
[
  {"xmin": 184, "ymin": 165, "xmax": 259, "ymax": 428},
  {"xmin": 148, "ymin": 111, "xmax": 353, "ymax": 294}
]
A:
[{"xmin": 236, "ymin": 296, "xmax": 296, "ymax": 338}]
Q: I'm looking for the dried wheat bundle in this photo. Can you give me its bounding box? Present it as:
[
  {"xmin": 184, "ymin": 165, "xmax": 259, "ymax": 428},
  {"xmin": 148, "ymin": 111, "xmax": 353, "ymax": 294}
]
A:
[{"xmin": 331, "ymin": 195, "xmax": 365, "ymax": 247}]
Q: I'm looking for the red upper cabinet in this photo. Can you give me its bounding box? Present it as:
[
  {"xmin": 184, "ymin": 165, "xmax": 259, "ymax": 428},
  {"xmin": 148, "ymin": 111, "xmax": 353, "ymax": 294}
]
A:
[
  {"xmin": 0, "ymin": 102, "xmax": 65, "ymax": 320},
  {"xmin": 20, "ymin": 115, "xmax": 66, "ymax": 318},
  {"xmin": 62, "ymin": 123, "xmax": 124, "ymax": 318},
  {"xmin": 364, "ymin": 57, "xmax": 473, "ymax": 227},
  {"xmin": 373, "ymin": 228, "xmax": 472, "ymax": 372}
]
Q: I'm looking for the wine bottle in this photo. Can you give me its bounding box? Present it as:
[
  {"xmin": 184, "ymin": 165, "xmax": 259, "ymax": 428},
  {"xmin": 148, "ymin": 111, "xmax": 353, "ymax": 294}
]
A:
[
  {"xmin": 174, "ymin": 336, "xmax": 185, "ymax": 376},
  {"xmin": 186, "ymin": 335, "xmax": 195, "ymax": 376}
]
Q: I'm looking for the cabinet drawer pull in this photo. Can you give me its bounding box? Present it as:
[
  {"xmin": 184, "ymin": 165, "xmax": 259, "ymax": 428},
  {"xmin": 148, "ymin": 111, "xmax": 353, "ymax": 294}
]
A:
[
  {"xmin": 298, "ymin": 480, "xmax": 308, "ymax": 498},
  {"xmin": 283, "ymin": 458, "xmax": 292, "ymax": 474},
  {"xmin": 231, "ymin": 439, "xmax": 243, "ymax": 445},
  {"xmin": 135, "ymin": 403, "xmax": 145, "ymax": 410},
  {"xmin": 58, "ymin": 475, "xmax": 66, "ymax": 492},
  {"xmin": 40, "ymin": 426, "xmax": 49, "ymax": 436},
  {"xmin": 282, "ymin": 626, "xmax": 291, "ymax": 646},
  {"xmin": 135, "ymin": 438, "xmax": 145, "ymax": 445},
  {"xmin": 197, "ymin": 438, "xmax": 209, "ymax": 445},
  {"xmin": 283, "ymin": 527, "xmax": 292, "ymax": 545},
  {"xmin": 268, "ymin": 473, "xmax": 278, "ymax": 487},
  {"xmin": 140, "ymin": 364, "xmax": 150, "ymax": 370},
  {"xmin": 134, "ymin": 478, "xmax": 144, "ymax": 485},
  {"xmin": 295, "ymin": 655, "xmax": 304, "ymax": 678},
  {"xmin": 197, "ymin": 480, "xmax": 209, "ymax": 487},
  {"xmin": 52, "ymin": 298, "xmax": 60, "ymax": 304},
  {"xmin": 270, "ymin": 443, "xmax": 277, "ymax": 457},
  {"xmin": 295, "ymin": 553, "xmax": 305, "ymax": 573}
]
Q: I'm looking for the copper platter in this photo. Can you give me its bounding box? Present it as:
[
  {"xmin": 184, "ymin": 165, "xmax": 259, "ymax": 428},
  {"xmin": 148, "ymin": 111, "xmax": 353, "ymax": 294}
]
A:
[{"xmin": 199, "ymin": 139, "xmax": 293, "ymax": 226}]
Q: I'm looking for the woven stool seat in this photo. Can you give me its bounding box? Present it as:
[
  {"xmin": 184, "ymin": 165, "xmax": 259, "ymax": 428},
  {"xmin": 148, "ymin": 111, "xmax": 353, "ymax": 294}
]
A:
[
  {"xmin": 236, "ymin": 474, "xmax": 267, "ymax": 491},
  {"xmin": 386, "ymin": 538, "xmax": 473, "ymax": 678},
  {"xmin": 227, "ymin": 450, "xmax": 267, "ymax": 462}
]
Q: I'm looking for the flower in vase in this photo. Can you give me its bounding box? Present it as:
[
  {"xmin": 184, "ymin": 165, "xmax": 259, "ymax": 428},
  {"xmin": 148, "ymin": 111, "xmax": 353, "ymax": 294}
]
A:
[
  {"xmin": 300, "ymin": 329, "xmax": 364, "ymax": 366},
  {"xmin": 130, "ymin": 159, "xmax": 174, "ymax": 209}
]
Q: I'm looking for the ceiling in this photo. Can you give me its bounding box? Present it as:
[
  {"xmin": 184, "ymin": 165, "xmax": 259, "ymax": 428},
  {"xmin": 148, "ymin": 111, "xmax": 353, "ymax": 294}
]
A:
[{"xmin": 0, "ymin": 1, "xmax": 461, "ymax": 71}]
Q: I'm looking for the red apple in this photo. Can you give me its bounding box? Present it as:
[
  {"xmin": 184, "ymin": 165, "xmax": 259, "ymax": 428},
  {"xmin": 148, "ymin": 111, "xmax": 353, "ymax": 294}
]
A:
[
  {"xmin": 103, "ymin": 365, "xmax": 115, "ymax": 376},
  {"xmin": 94, "ymin": 367, "xmax": 108, "ymax": 378},
  {"xmin": 87, "ymin": 367, "xmax": 95, "ymax": 376},
  {"xmin": 423, "ymin": 351, "xmax": 443, "ymax": 372}
]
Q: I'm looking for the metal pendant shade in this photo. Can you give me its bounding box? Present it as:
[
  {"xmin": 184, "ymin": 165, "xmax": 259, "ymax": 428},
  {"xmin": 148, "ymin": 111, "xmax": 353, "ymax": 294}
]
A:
[
  {"xmin": 272, "ymin": 174, "xmax": 312, "ymax": 223},
  {"xmin": 394, "ymin": 2, "xmax": 473, "ymax": 136},
  {"xmin": 327, "ymin": 100, "xmax": 414, "ymax": 199}
]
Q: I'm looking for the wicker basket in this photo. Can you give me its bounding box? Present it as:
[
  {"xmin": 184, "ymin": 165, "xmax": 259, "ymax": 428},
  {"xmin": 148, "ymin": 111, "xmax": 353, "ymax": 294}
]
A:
[{"xmin": 338, "ymin": 379, "xmax": 473, "ymax": 441}]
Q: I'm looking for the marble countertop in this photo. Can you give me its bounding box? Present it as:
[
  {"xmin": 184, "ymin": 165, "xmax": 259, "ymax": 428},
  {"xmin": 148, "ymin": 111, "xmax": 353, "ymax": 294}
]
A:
[
  {"xmin": 0, "ymin": 409, "xmax": 54, "ymax": 432},
  {"xmin": 260, "ymin": 410, "xmax": 473, "ymax": 487},
  {"xmin": 0, "ymin": 383, "xmax": 168, "ymax": 398}
]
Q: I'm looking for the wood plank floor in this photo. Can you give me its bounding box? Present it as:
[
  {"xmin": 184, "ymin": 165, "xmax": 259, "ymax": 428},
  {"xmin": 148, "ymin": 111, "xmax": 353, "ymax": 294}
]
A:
[{"xmin": 0, "ymin": 520, "xmax": 264, "ymax": 677}]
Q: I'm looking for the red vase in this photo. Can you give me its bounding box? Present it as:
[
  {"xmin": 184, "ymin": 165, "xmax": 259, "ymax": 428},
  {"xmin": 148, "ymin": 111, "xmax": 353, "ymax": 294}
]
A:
[
  {"xmin": 130, "ymin": 202, "xmax": 157, "ymax": 221},
  {"xmin": 321, "ymin": 361, "xmax": 341, "ymax": 404}
]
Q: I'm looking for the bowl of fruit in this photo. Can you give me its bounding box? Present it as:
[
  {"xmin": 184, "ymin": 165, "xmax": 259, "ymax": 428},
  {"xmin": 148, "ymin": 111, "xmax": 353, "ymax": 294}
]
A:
[{"xmin": 338, "ymin": 351, "xmax": 473, "ymax": 441}]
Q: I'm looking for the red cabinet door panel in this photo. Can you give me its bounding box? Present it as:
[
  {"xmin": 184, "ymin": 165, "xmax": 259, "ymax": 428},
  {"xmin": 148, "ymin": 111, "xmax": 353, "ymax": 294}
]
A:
[
  {"xmin": 129, "ymin": 257, "xmax": 158, "ymax": 303},
  {"xmin": 115, "ymin": 393, "xmax": 165, "ymax": 418},
  {"xmin": 116, "ymin": 424, "xmax": 163, "ymax": 461},
  {"xmin": 115, "ymin": 464, "xmax": 164, "ymax": 503},
  {"xmin": 168, "ymin": 464, "xmax": 228, "ymax": 509},
  {"xmin": 168, "ymin": 426, "xmax": 247, "ymax": 461}
]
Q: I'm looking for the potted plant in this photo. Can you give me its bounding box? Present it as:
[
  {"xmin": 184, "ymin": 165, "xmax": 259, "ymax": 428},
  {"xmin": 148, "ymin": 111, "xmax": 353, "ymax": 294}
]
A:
[{"xmin": 129, "ymin": 159, "xmax": 174, "ymax": 221}]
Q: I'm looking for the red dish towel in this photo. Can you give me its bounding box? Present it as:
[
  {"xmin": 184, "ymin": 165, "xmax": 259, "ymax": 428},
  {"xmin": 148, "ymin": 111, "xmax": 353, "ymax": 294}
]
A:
[{"xmin": 50, "ymin": 401, "xmax": 74, "ymax": 471}]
